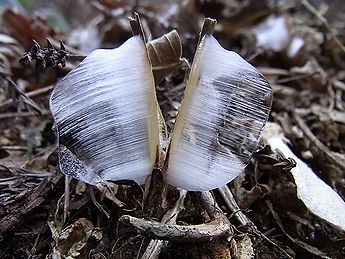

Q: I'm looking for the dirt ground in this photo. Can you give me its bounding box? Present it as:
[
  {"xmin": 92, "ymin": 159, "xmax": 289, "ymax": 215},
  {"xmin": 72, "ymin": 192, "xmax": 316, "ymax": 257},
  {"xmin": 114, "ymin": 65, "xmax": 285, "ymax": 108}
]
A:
[{"xmin": 0, "ymin": 0, "xmax": 345, "ymax": 258}]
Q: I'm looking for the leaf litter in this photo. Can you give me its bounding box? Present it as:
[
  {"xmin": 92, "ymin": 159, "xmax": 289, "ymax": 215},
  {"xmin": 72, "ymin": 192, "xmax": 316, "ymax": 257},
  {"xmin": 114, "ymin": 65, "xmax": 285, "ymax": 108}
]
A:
[{"xmin": 0, "ymin": 0, "xmax": 345, "ymax": 258}]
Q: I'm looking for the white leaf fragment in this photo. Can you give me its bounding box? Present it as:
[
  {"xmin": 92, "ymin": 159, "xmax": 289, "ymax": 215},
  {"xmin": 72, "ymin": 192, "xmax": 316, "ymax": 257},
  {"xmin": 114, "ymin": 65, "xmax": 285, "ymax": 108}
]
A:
[
  {"xmin": 262, "ymin": 122, "xmax": 345, "ymax": 231},
  {"xmin": 252, "ymin": 15, "xmax": 289, "ymax": 52},
  {"xmin": 167, "ymin": 35, "xmax": 272, "ymax": 191},
  {"xmin": 50, "ymin": 36, "xmax": 160, "ymax": 185}
]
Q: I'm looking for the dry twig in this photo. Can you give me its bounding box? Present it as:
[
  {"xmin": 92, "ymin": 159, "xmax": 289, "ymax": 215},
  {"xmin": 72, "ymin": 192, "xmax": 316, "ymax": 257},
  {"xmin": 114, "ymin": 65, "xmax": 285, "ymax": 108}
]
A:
[
  {"xmin": 140, "ymin": 189, "xmax": 187, "ymax": 259},
  {"xmin": 300, "ymin": 0, "xmax": 345, "ymax": 55},
  {"xmin": 119, "ymin": 191, "xmax": 233, "ymax": 243}
]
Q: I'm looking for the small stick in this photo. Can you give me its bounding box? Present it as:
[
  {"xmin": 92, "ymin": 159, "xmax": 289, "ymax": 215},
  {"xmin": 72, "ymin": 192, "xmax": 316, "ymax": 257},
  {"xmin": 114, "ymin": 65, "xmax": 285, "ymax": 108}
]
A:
[
  {"xmin": 141, "ymin": 189, "xmax": 187, "ymax": 259},
  {"xmin": 0, "ymin": 110, "xmax": 50, "ymax": 120},
  {"xmin": 129, "ymin": 12, "xmax": 146, "ymax": 42},
  {"xmin": 218, "ymin": 186, "xmax": 256, "ymax": 228},
  {"xmin": 300, "ymin": 0, "xmax": 345, "ymax": 55},
  {"xmin": 90, "ymin": 187, "xmax": 111, "ymax": 218},
  {"xmin": 96, "ymin": 182, "xmax": 125, "ymax": 207},
  {"xmin": 119, "ymin": 212, "xmax": 230, "ymax": 243},
  {"xmin": 120, "ymin": 191, "xmax": 233, "ymax": 243},
  {"xmin": 0, "ymin": 85, "xmax": 54, "ymax": 111},
  {"xmin": 63, "ymin": 175, "xmax": 71, "ymax": 223}
]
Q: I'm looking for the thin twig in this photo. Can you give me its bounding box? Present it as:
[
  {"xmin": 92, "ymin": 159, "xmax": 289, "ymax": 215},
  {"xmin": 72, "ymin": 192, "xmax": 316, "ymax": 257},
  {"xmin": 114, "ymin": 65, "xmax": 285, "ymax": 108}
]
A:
[
  {"xmin": 63, "ymin": 175, "xmax": 71, "ymax": 223},
  {"xmin": 218, "ymin": 186, "xmax": 255, "ymax": 228},
  {"xmin": 119, "ymin": 211, "xmax": 229, "ymax": 242},
  {"xmin": 217, "ymin": 185, "xmax": 294, "ymax": 259},
  {"xmin": 0, "ymin": 110, "xmax": 50, "ymax": 119},
  {"xmin": 0, "ymin": 85, "xmax": 54, "ymax": 111},
  {"xmin": 90, "ymin": 187, "xmax": 111, "ymax": 218},
  {"xmin": 140, "ymin": 189, "xmax": 187, "ymax": 259},
  {"xmin": 0, "ymin": 145, "xmax": 32, "ymax": 152},
  {"xmin": 120, "ymin": 191, "xmax": 232, "ymax": 243},
  {"xmin": 300, "ymin": 0, "xmax": 345, "ymax": 55}
]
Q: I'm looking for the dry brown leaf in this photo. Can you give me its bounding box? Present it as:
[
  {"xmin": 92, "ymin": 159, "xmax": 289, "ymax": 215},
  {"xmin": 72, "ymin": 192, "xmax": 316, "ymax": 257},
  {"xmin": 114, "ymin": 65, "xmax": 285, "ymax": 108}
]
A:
[
  {"xmin": 49, "ymin": 218, "xmax": 103, "ymax": 258},
  {"xmin": 146, "ymin": 30, "xmax": 185, "ymax": 84},
  {"xmin": 2, "ymin": 9, "xmax": 59, "ymax": 49}
]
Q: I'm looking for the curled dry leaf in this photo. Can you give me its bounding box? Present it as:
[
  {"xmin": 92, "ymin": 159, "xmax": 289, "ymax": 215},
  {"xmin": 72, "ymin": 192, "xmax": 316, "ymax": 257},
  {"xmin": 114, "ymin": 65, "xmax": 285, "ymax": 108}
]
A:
[
  {"xmin": 49, "ymin": 218, "xmax": 102, "ymax": 258},
  {"xmin": 261, "ymin": 122, "xmax": 345, "ymax": 231},
  {"xmin": 146, "ymin": 29, "xmax": 185, "ymax": 84}
]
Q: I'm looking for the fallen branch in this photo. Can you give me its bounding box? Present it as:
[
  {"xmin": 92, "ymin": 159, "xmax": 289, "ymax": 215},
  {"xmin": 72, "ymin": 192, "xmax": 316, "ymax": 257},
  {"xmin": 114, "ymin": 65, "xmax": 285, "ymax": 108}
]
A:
[{"xmin": 119, "ymin": 191, "xmax": 233, "ymax": 243}]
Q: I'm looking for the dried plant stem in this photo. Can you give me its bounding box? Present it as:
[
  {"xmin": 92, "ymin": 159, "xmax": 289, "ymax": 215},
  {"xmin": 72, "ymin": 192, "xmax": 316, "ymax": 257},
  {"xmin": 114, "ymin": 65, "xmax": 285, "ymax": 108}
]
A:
[
  {"xmin": 90, "ymin": 187, "xmax": 111, "ymax": 218},
  {"xmin": 217, "ymin": 185, "xmax": 295, "ymax": 259},
  {"xmin": 142, "ymin": 168, "xmax": 168, "ymax": 220},
  {"xmin": 0, "ymin": 85, "xmax": 54, "ymax": 111},
  {"xmin": 0, "ymin": 110, "xmax": 50, "ymax": 120},
  {"xmin": 119, "ymin": 210, "xmax": 229, "ymax": 242},
  {"xmin": 141, "ymin": 241, "xmax": 167, "ymax": 259},
  {"xmin": 63, "ymin": 176, "xmax": 71, "ymax": 223},
  {"xmin": 129, "ymin": 12, "xmax": 146, "ymax": 42},
  {"xmin": 218, "ymin": 186, "xmax": 255, "ymax": 228},
  {"xmin": 141, "ymin": 189, "xmax": 187, "ymax": 259},
  {"xmin": 300, "ymin": 0, "xmax": 345, "ymax": 55},
  {"xmin": 198, "ymin": 18, "xmax": 216, "ymax": 44},
  {"xmin": 120, "ymin": 191, "xmax": 233, "ymax": 243}
]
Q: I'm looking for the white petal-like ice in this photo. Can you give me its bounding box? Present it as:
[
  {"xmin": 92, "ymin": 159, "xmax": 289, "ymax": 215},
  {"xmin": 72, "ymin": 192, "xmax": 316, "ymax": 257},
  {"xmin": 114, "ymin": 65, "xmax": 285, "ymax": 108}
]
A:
[
  {"xmin": 167, "ymin": 35, "xmax": 272, "ymax": 191},
  {"xmin": 50, "ymin": 36, "xmax": 160, "ymax": 185}
]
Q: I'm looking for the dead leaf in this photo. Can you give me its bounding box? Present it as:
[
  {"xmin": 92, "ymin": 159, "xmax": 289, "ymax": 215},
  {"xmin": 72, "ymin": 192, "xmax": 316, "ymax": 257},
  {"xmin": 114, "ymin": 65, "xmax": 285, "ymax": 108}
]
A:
[
  {"xmin": 2, "ymin": 9, "xmax": 59, "ymax": 49},
  {"xmin": 146, "ymin": 29, "xmax": 185, "ymax": 84},
  {"xmin": 50, "ymin": 218, "xmax": 103, "ymax": 258}
]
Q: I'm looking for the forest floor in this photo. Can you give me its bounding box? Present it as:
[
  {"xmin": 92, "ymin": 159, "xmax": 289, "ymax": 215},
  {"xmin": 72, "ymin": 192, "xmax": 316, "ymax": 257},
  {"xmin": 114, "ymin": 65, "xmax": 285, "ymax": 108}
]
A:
[{"xmin": 0, "ymin": 0, "xmax": 345, "ymax": 258}]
